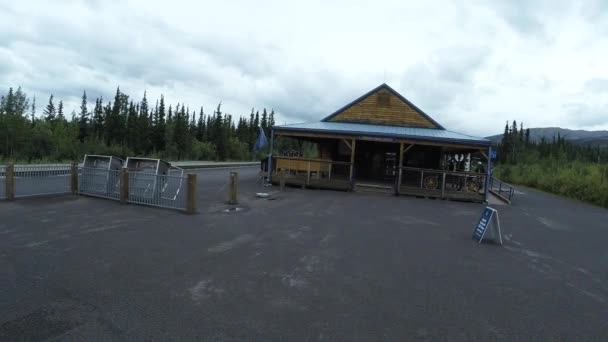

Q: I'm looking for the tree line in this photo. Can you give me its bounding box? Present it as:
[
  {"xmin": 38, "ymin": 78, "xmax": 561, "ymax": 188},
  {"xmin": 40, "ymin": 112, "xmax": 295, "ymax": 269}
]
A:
[
  {"xmin": 0, "ymin": 86, "xmax": 277, "ymax": 162},
  {"xmin": 494, "ymin": 120, "xmax": 608, "ymax": 208},
  {"xmin": 495, "ymin": 120, "xmax": 608, "ymax": 165}
]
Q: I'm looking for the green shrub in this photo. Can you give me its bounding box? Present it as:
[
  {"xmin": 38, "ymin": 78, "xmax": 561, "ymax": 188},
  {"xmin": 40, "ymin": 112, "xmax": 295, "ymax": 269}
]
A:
[{"xmin": 495, "ymin": 161, "xmax": 608, "ymax": 208}]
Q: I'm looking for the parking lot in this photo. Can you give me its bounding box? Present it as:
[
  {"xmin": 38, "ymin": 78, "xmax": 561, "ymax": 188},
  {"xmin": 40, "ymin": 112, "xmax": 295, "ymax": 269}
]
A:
[{"xmin": 1, "ymin": 167, "xmax": 608, "ymax": 340}]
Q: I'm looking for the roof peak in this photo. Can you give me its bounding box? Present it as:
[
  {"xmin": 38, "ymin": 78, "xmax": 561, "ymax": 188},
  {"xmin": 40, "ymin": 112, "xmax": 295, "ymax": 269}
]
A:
[{"xmin": 321, "ymin": 83, "xmax": 445, "ymax": 130}]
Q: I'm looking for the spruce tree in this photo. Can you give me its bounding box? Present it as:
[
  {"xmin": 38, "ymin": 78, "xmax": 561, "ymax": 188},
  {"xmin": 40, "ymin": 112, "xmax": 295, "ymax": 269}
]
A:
[
  {"xmin": 501, "ymin": 121, "xmax": 510, "ymax": 163},
  {"xmin": 126, "ymin": 101, "xmax": 137, "ymax": 150},
  {"xmin": 57, "ymin": 100, "xmax": 65, "ymax": 122},
  {"xmin": 173, "ymin": 104, "xmax": 192, "ymax": 159},
  {"xmin": 261, "ymin": 108, "xmax": 268, "ymax": 133},
  {"xmin": 78, "ymin": 91, "xmax": 89, "ymax": 142},
  {"xmin": 93, "ymin": 97, "xmax": 104, "ymax": 139},
  {"xmin": 31, "ymin": 96, "xmax": 36, "ymax": 124},
  {"xmin": 269, "ymin": 109, "xmax": 275, "ymax": 128},
  {"xmin": 43, "ymin": 94, "xmax": 56, "ymax": 123},
  {"xmin": 154, "ymin": 95, "xmax": 166, "ymax": 151},
  {"xmin": 196, "ymin": 106, "xmax": 204, "ymax": 141}
]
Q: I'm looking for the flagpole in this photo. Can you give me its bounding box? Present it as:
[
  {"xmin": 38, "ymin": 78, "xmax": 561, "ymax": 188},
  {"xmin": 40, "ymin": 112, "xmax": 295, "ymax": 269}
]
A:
[{"xmin": 267, "ymin": 128, "xmax": 274, "ymax": 184}]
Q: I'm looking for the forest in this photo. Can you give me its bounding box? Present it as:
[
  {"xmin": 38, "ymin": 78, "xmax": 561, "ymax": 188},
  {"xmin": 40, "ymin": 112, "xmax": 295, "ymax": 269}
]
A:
[
  {"xmin": 0, "ymin": 86, "xmax": 289, "ymax": 163},
  {"xmin": 494, "ymin": 120, "xmax": 608, "ymax": 208}
]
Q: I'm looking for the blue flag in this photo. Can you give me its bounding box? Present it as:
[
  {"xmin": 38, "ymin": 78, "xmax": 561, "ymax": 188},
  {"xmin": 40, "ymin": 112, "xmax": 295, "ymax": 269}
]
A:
[{"xmin": 253, "ymin": 127, "xmax": 267, "ymax": 153}]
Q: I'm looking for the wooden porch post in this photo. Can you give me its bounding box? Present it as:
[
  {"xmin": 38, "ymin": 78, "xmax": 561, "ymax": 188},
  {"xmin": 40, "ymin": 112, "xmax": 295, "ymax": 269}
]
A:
[
  {"xmin": 397, "ymin": 142, "xmax": 404, "ymax": 195},
  {"xmin": 267, "ymin": 129, "xmax": 275, "ymax": 183},
  {"xmin": 484, "ymin": 145, "xmax": 492, "ymax": 202},
  {"xmin": 349, "ymin": 139, "xmax": 356, "ymax": 183}
]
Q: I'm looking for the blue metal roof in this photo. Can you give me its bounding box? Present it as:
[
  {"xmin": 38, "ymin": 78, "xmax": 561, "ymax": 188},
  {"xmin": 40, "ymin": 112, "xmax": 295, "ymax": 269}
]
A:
[{"xmin": 273, "ymin": 121, "xmax": 490, "ymax": 146}]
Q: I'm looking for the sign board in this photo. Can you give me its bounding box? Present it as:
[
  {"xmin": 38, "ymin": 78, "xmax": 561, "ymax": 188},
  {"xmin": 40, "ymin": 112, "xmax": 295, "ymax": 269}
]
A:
[
  {"xmin": 490, "ymin": 150, "xmax": 497, "ymax": 160},
  {"xmin": 472, "ymin": 207, "xmax": 503, "ymax": 245}
]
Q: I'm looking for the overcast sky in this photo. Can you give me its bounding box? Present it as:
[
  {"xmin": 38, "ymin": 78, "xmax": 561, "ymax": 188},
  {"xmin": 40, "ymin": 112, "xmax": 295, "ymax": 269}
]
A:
[{"xmin": 1, "ymin": 0, "xmax": 608, "ymax": 136}]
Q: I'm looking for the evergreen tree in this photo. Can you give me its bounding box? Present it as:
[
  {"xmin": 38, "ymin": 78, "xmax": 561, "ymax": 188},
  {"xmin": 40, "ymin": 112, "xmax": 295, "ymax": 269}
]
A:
[
  {"xmin": 140, "ymin": 91, "xmax": 149, "ymax": 121},
  {"xmin": 196, "ymin": 106, "xmax": 205, "ymax": 141},
  {"xmin": 105, "ymin": 87, "xmax": 127, "ymax": 145},
  {"xmin": 525, "ymin": 128, "xmax": 530, "ymax": 145},
  {"xmin": 173, "ymin": 104, "xmax": 192, "ymax": 159},
  {"xmin": 0, "ymin": 87, "xmax": 29, "ymax": 157},
  {"xmin": 30, "ymin": 96, "xmax": 36, "ymax": 123},
  {"xmin": 205, "ymin": 115, "xmax": 211, "ymax": 141},
  {"xmin": 137, "ymin": 93, "xmax": 151, "ymax": 153},
  {"xmin": 92, "ymin": 97, "xmax": 104, "ymax": 139},
  {"xmin": 78, "ymin": 91, "xmax": 89, "ymax": 142},
  {"xmin": 261, "ymin": 108, "xmax": 268, "ymax": 133},
  {"xmin": 190, "ymin": 109, "xmax": 197, "ymax": 136},
  {"xmin": 269, "ymin": 109, "xmax": 275, "ymax": 128},
  {"xmin": 214, "ymin": 102, "xmax": 227, "ymax": 160},
  {"xmin": 153, "ymin": 95, "xmax": 166, "ymax": 151},
  {"xmin": 57, "ymin": 100, "xmax": 65, "ymax": 122},
  {"xmin": 43, "ymin": 94, "xmax": 56, "ymax": 122},
  {"xmin": 126, "ymin": 101, "xmax": 138, "ymax": 150},
  {"xmin": 248, "ymin": 108, "xmax": 255, "ymax": 149},
  {"xmin": 500, "ymin": 121, "xmax": 510, "ymax": 163}
]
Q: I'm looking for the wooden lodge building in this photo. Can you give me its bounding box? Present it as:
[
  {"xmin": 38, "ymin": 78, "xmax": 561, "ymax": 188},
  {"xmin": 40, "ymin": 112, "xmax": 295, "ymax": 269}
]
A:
[{"xmin": 267, "ymin": 83, "xmax": 492, "ymax": 202}]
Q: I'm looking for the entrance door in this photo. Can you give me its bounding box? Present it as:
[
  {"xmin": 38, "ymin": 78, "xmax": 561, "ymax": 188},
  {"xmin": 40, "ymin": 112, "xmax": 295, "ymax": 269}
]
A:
[{"xmin": 354, "ymin": 141, "xmax": 399, "ymax": 183}]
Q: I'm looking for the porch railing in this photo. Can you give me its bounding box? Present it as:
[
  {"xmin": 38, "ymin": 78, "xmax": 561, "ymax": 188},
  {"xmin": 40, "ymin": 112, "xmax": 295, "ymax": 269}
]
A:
[
  {"xmin": 398, "ymin": 166, "xmax": 486, "ymax": 201},
  {"xmin": 489, "ymin": 177, "xmax": 515, "ymax": 202},
  {"xmin": 273, "ymin": 156, "xmax": 352, "ymax": 188}
]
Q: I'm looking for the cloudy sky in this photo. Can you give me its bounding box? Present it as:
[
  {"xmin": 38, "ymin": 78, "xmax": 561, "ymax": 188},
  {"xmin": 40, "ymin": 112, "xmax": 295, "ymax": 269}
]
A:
[{"xmin": 1, "ymin": 0, "xmax": 607, "ymax": 136}]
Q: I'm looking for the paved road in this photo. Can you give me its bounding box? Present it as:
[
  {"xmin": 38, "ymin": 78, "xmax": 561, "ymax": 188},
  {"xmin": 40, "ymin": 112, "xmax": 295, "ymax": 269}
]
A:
[{"xmin": 1, "ymin": 169, "xmax": 607, "ymax": 340}]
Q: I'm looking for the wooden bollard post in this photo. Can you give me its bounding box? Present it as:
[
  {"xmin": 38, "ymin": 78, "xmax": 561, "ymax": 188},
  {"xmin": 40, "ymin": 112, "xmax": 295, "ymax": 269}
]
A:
[
  {"xmin": 6, "ymin": 163, "xmax": 14, "ymax": 200},
  {"xmin": 120, "ymin": 167, "xmax": 129, "ymax": 204},
  {"xmin": 70, "ymin": 162, "xmax": 78, "ymax": 194},
  {"xmin": 228, "ymin": 171, "xmax": 238, "ymax": 204},
  {"xmin": 186, "ymin": 174, "xmax": 197, "ymax": 214},
  {"xmin": 279, "ymin": 168, "xmax": 285, "ymax": 191}
]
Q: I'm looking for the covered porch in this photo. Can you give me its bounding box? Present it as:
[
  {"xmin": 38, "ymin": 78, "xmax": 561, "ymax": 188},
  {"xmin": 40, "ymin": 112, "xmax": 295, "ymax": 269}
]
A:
[{"xmin": 268, "ymin": 122, "xmax": 492, "ymax": 202}]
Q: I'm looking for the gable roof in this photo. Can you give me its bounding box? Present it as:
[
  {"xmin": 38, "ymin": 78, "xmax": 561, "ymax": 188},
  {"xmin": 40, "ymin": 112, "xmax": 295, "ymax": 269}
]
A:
[{"xmin": 321, "ymin": 83, "xmax": 445, "ymax": 130}]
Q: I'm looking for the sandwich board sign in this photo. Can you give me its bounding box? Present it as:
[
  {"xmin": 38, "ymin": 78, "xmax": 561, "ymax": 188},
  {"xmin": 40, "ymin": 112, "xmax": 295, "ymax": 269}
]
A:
[{"xmin": 472, "ymin": 207, "xmax": 503, "ymax": 245}]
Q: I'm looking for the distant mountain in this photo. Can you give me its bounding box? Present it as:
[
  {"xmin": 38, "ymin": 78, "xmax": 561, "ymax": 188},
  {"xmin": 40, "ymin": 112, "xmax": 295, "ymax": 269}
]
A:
[{"xmin": 486, "ymin": 127, "xmax": 608, "ymax": 147}]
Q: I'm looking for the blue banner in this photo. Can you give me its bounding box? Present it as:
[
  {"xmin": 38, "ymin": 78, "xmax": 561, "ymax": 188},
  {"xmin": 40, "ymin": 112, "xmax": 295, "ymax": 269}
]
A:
[{"xmin": 253, "ymin": 127, "xmax": 267, "ymax": 153}]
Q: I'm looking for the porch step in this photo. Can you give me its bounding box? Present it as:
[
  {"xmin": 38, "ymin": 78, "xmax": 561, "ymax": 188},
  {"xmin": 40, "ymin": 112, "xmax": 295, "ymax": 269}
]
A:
[{"xmin": 354, "ymin": 183, "xmax": 395, "ymax": 194}]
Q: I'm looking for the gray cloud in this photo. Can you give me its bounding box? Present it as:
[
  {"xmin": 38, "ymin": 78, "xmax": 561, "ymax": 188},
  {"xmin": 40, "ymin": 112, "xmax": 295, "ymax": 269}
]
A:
[
  {"xmin": 564, "ymin": 102, "xmax": 608, "ymax": 127},
  {"xmin": 400, "ymin": 45, "xmax": 491, "ymax": 124},
  {"xmin": 1, "ymin": 0, "xmax": 608, "ymax": 136}
]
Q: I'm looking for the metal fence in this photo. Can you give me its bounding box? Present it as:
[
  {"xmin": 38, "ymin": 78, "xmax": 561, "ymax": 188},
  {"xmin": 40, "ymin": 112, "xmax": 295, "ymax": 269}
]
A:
[
  {"xmin": 0, "ymin": 165, "xmax": 5, "ymax": 200},
  {"xmin": 1, "ymin": 163, "xmax": 195, "ymax": 213},
  {"xmin": 128, "ymin": 172, "xmax": 187, "ymax": 210},
  {"xmin": 13, "ymin": 165, "xmax": 71, "ymax": 198},
  {"xmin": 489, "ymin": 177, "xmax": 515, "ymax": 201},
  {"xmin": 79, "ymin": 167, "xmax": 121, "ymax": 200}
]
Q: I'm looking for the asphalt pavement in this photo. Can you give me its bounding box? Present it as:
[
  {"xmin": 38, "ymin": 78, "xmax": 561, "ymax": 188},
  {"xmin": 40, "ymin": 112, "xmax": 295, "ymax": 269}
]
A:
[{"xmin": 1, "ymin": 167, "xmax": 607, "ymax": 340}]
